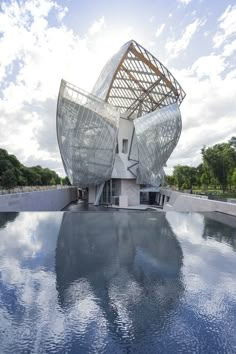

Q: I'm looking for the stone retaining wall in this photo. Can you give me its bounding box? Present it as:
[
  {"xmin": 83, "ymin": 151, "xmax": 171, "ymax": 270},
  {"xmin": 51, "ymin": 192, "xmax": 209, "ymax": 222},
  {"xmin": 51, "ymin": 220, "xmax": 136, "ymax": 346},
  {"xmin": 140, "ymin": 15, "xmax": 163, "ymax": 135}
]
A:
[
  {"xmin": 160, "ymin": 189, "xmax": 236, "ymax": 217},
  {"xmin": 0, "ymin": 187, "xmax": 77, "ymax": 211}
]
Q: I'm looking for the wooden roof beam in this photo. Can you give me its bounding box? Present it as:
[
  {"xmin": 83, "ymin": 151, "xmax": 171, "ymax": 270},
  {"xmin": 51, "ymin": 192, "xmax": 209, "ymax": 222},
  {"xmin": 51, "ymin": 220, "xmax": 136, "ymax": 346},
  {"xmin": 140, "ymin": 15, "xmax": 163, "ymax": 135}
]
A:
[
  {"xmin": 129, "ymin": 43, "xmax": 179, "ymax": 96},
  {"xmin": 121, "ymin": 68, "xmax": 157, "ymax": 77},
  {"xmin": 126, "ymin": 80, "xmax": 161, "ymax": 118},
  {"xmin": 152, "ymin": 90, "xmax": 177, "ymax": 109},
  {"xmin": 121, "ymin": 65, "xmax": 159, "ymax": 105},
  {"xmin": 114, "ymin": 77, "xmax": 167, "ymax": 87}
]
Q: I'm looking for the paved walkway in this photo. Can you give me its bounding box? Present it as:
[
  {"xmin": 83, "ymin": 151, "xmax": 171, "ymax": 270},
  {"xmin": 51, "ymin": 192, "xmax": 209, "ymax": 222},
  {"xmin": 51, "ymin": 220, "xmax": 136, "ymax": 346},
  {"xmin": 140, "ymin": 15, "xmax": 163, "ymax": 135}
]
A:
[
  {"xmin": 62, "ymin": 200, "xmax": 163, "ymax": 212},
  {"xmin": 62, "ymin": 200, "xmax": 115, "ymax": 211},
  {"xmin": 111, "ymin": 204, "xmax": 163, "ymax": 211}
]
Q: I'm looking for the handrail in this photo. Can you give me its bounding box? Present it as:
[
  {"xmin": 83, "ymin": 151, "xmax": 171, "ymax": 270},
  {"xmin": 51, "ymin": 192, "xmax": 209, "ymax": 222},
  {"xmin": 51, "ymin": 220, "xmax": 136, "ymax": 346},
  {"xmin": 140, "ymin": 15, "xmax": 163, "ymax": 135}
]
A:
[{"xmin": 0, "ymin": 185, "xmax": 74, "ymax": 195}]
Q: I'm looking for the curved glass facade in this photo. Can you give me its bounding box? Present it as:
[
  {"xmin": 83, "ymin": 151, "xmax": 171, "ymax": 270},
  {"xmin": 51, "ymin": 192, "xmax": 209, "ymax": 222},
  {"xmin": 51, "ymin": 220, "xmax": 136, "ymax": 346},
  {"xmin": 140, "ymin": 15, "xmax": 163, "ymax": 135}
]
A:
[
  {"xmin": 134, "ymin": 103, "xmax": 182, "ymax": 186},
  {"xmin": 57, "ymin": 40, "xmax": 186, "ymax": 195},
  {"xmin": 57, "ymin": 80, "xmax": 119, "ymax": 187}
]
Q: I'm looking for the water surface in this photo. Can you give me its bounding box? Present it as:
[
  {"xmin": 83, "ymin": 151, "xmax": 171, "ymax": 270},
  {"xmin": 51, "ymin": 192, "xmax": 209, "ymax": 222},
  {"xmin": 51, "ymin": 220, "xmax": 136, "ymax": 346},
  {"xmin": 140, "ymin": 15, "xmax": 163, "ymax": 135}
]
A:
[{"xmin": 0, "ymin": 211, "xmax": 235, "ymax": 353}]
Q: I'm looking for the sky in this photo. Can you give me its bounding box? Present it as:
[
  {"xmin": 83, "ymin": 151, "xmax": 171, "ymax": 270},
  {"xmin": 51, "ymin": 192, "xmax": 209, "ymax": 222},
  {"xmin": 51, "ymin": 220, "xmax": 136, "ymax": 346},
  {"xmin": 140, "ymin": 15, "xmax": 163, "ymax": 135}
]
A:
[{"xmin": 0, "ymin": 0, "xmax": 235, "ymax": 176}]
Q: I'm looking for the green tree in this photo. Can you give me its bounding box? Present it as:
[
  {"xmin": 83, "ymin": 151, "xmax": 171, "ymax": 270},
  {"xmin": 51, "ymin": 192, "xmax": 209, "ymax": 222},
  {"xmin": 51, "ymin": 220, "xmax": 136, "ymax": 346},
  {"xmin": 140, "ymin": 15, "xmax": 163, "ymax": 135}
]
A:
[
  {"xmin": 202, "ymin": 143, "xmax": 236, "ymax": 192},
  {"xmin": 21, "ymin": 167, "xmax": 42, "ymax": 185},
  {"xmin": 0, "ymin": 149, "xmax": 62, "ymax": 187},
  {"xmin": 35, "ymin": 167, "xmax": 60, "ymax": 185},
  {"xmin": 1, "ymin": 169, "xmax": 17, "ymax": 190},
  {"xmin": 173, "ymin": 165, "xmax": 197, "ymax": 190},
  {"xmin": 7, "ymin": 154, "xmax": 21, "ymax": 169},
  {"xmin": 186, "ymin": 166, "xmax": 197, "ymax": 189},
  {"xmin": 197, "ymin": 163, "xmax": 212, "ymax": 191},
  {"xmin": 62, "ymin": 177, "xmax": 71, "ymax": 185},
  {"xmin": 165, "ymin": 175, "xmax": 175, "ymax": 186},
  {"xmin": 201, "ymin": 171, "xmax": 211, "ymax": 191},
  {"xmin": 18, "ymin": 174, "xmax": 28, "ymax": 186},
  {"xmin": 0, "ymin": 159, "xmax": 14, "ymax": 175},
  {"xmin": 195, "ymin": 164, "xmax": 204, "ymax": 188},
  {"xmin": 49, "ymin": 177, "xmax": 56, "ymax": 185},
  {"xmin": 181, "ymin": 182, "xmax": 189, "ymax": 190},
  {"xmin": 229, "ymin": 136, "xmax": 236, "ymax": 149},
  {"xmin": 0, "ymin": 148, "xmax": 8, "ymax": 159},
  {"xmin": 232, "ymin": 168, "xmax": 236, "ymax": 189},
  {"xmin": 173, "ymin": 165, "xmax": 185, "ymax": 189}
]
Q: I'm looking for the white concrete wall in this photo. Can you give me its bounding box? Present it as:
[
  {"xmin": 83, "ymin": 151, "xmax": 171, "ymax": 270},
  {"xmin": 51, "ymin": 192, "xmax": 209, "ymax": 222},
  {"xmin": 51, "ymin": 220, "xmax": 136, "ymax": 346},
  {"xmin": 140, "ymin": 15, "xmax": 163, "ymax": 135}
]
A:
[
  {"xmin": 161, "ymin": 189, "xmax": 236, "ymax": 217},
  {"xmin": 119, "ymin": 195, "xmax": 128, "ymax": 208},
  {"xmin": 88, "ymin": 186, "xmax": 96, "ymax": 204},
  {"xmin": 0, "ymin": 187, "xmax": 77, "ymax": 212},
  {"xmin": 121, "ymin": 179, "xmax": 140, "ymax": 206},
  {"xmin": 112, "ymin": 118, "xmax": 137, "ymax": 179}
]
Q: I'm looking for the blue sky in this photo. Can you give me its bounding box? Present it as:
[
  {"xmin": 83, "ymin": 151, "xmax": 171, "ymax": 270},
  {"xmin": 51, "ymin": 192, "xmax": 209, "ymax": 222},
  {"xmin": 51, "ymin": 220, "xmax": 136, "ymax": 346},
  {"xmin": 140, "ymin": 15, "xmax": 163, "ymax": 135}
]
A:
[{"xmin": 0, "ymin": 0, "xmax": 235, "ymax": 175}]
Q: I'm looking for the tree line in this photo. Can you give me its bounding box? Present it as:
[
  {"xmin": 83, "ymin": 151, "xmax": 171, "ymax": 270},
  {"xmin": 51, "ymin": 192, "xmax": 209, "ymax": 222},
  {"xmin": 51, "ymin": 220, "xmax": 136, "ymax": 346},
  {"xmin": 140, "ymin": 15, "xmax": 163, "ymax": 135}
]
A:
[
  {"xmin": 0, "ymin": 148, "xmax": 70, "ymax": 190},
  {"xmin": 166, "ymin": 137, "xmax": 236, "ymax": 193}
]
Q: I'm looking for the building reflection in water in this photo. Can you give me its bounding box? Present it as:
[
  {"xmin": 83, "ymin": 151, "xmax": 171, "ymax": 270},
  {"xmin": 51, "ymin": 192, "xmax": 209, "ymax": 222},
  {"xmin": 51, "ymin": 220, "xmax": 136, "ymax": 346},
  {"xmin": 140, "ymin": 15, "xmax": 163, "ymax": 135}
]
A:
[
  {"xmin": 0, "ymin": 211, "xmax": 235, "ymax": 352},
  {"xmin": 56, "ymin": 212, "xmax": 184, "ymax": 346},
  {"xmin": 202, "ymin": 212, "xmax": 236, "ymax": 251}
]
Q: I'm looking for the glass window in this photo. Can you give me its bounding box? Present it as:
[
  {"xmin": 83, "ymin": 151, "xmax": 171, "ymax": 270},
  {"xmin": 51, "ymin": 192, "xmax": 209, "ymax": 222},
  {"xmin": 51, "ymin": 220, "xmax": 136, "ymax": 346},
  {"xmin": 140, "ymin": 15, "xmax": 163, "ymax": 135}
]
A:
[
  {"xmin": 112, "ymin": 179, "xmax": 121, "ymax": 196},
  {"xmin": 122, "ymin": 139, "xmax": 128, "ymax": 153}
]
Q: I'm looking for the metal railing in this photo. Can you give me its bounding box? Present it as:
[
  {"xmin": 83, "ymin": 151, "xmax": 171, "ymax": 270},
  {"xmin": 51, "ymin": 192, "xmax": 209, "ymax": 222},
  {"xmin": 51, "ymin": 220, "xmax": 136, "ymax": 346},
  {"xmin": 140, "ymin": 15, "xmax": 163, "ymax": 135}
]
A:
[
  {"xmin": 161, "ymin": 187, "xmax": 208, "ymax": 199},
  {"xmin": 0, "ymin": 185, "xmax": 73, "ymax": 195}
]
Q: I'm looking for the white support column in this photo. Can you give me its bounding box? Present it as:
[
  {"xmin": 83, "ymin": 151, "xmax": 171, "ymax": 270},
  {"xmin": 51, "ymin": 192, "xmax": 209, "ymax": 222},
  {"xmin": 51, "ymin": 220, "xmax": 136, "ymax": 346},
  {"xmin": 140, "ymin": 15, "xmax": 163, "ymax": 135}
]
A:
[{"xmin": 94, "ymin": 182, "xmax": 105, "ymax": 206}]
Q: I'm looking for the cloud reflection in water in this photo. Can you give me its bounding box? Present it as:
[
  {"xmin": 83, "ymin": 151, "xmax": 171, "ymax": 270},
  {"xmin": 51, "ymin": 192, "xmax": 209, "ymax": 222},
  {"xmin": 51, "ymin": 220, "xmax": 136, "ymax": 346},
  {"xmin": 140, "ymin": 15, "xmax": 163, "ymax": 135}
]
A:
[{"xmin": 0, "ymin": 211, "xmax": 235, "ymax": 353}]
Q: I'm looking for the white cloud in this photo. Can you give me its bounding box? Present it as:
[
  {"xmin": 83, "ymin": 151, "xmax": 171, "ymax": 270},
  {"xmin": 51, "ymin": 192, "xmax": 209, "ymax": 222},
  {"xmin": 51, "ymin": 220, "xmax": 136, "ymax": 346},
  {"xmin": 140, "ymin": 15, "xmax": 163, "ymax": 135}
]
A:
[
  {"xmin": 166, "ymin": 18, "xmax": 205, "ymax": 59},
  {"xmin": 177, "ymin": 0, "xmax": 192, "ymax": 5},
  {"xmin": 166, "ymin": 212, "xmax": 236, "ymax": 304},
  {"xmin": 149, "ymin": 15, "xmax": 155, "ymax": 23},
  {"xmin": 166, "ymin": 49, "xmax": 236, "ymax": 172},
  {"xmin": 0, "ymin": 1, "xmax": 132, "ymax": 174},
  {"xmin": 0, "ymin": 0, "xmax": 235, "ymax": 178},
  {"xmin": 0, "ymin": 213, "xmax": 109, "ymax": 352},
  {"xmin": 213, "ymin": 4, "xmax": 236, "ymax": 48},
  {"xmin": 56, "ymin": 5, "xmax": 68, "ymax": 21},
  {"xmin": 88, "ymin": 16, "xmax": 105, "ymax": 35},
  {"xmin": 155, "ymin": 24, "xmax": 165, "ymax": 38},
  {"xmin": 222, "ymin": 39, "xmax": 236, "ymax": 57},
  {"xmin": 164, "ymin": 8, "xmax": 236, "ymax": 171},
  {"xmin": 192, "ymin": 54, "xmax": 226, "ymax": 79}
]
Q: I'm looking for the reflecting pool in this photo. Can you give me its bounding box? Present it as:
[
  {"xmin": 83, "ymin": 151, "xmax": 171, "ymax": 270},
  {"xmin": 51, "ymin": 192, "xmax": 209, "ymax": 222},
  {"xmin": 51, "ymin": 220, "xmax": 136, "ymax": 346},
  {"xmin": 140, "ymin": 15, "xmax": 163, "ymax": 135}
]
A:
[{"xmin": 0, "ymin": 211, "xmax": 236, "ymax": 353}]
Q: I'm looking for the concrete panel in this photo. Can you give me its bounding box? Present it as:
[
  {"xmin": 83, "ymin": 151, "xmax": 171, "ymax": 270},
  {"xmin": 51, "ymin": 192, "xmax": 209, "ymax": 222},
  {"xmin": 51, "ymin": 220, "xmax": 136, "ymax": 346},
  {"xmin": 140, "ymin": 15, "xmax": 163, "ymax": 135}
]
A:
[
  {"xmin": 161, "ymin": 189, "xmax": 236, "ymax": 217},
  {"xmin": 88, "ymin": 186, "xmax": 96, "ymax": 204},
  {"xmin": 112, "ymin": 118, "xmax": 137, "ymax": 179},
  {"xmin": 119, "ymin": 196, "xmax": 128, "ymax": 208},
  {"xmin": 0, "ymin": 187, "xmax": 77, "ymax": 212},
  {"xmin": 121, "ymin": 179, "xmax": 140, "ymax": 206}
]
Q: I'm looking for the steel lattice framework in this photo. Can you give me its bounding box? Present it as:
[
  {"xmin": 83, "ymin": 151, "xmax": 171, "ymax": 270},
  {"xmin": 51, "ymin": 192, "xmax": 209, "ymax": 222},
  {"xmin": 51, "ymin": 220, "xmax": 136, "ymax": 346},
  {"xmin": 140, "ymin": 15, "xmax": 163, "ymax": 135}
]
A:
[
  {"xmin": 57, "ymin": 40, "xmax": 186, "ymax": 188},
  {"xmin": 92, "ymin": 41, "xmax": 185, "ymax": 117}
]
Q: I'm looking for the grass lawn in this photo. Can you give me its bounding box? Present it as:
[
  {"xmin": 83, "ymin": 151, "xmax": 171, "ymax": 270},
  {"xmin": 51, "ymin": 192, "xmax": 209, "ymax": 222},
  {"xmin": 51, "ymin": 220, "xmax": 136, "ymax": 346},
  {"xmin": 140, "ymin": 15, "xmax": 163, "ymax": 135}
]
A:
[{"xmin": 192, "ymin": 188, "xmax": 236, "ymax": 199}]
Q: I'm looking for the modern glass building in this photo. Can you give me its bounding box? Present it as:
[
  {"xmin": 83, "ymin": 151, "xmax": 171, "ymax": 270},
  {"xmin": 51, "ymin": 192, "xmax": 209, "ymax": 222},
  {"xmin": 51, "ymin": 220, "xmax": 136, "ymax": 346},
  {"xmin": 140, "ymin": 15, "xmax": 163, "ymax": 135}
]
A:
[{"xmin": 57, "ymin": 40, "xmax": 186, "ymax": 206}]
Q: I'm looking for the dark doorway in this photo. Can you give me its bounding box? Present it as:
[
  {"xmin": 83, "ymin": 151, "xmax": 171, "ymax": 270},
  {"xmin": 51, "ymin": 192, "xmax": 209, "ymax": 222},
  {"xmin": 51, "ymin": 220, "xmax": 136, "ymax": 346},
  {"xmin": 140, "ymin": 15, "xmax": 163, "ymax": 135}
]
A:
[{"xmin": 149, "ymin": 192, "xmax": 156, "ymax": 205}]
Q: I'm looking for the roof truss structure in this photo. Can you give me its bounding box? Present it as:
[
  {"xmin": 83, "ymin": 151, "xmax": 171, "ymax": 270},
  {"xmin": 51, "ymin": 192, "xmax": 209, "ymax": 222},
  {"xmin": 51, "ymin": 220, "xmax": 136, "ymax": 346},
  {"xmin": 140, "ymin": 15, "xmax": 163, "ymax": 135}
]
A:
[{"xmin": 105, "ymin": 41, "xmax": 186, "ymax": 119}]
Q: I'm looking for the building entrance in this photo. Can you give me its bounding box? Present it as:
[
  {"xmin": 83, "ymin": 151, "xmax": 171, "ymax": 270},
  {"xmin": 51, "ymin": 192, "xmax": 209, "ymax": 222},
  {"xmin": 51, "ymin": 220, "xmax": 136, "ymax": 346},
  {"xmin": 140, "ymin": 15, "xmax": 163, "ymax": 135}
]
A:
[{"xmin": 99, "ymin": 179, "xmax": 121, "ymax": 205}]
